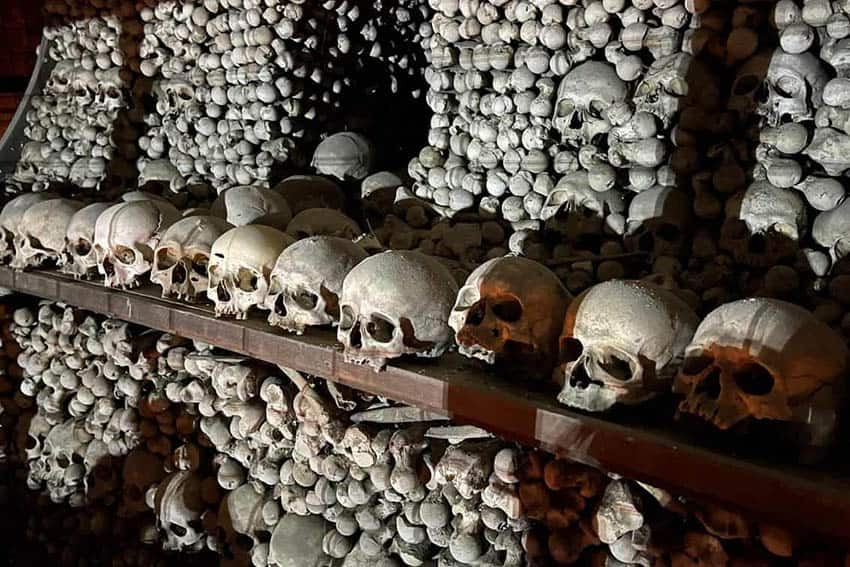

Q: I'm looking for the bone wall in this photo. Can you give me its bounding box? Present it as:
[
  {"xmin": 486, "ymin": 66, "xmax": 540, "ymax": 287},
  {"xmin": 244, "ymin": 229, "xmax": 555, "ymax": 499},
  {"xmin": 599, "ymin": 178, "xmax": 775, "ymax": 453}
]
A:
[{"xmin": 0, "ymin": 299, "xmax": 847, "ymax": 566}]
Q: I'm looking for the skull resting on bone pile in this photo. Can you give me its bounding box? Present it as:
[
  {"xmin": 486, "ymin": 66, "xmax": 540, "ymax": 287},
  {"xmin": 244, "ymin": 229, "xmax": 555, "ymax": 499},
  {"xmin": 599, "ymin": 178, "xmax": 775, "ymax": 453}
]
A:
[
  {"xmin": 553, "ymin": 61, "xmax": 628, "ymax": 145},
  {"xmin": 94, "ymin": 200, "xmax": 181, "ymax": 288},
  {"xmin": 286, "ymin": 208, "xmax": 362, "ymax": 240},
  {"xmin": 311, "ymin": 132, "xmax": 374, "ymax": 180},
  {"xmin": 674, "ymin": 298, "xmax": 848, "ymax": 451},
  {"xmin": 625, "ymin": 186, "xmax": 691, "ymax": 257},
  {"xmin": 729, "ymin": 49, "xmax": 828, "ymax": 127},
  {"xmin": 152, "ymin": 216, "xmax": 233, "ymax": 302},
  {"xmin": 338, "ymin": 250, "xmax": 459, "ymax": 370},
  {"xmin": 138, "ymin": 159, "xmax": 186, "ymax": 194},
  {"xmin": 449, "ymin": 256, "xmax": 571, "ymax": 379},
  {"xmin": 208, "ymin": 225, "xmax": 294, "ymax": 319},
  {"xmin": 558, "ymin": 280, "xmax": 699, "ymax": 412},
  {"xmin": 264, "ymin": 236, "xmax": 368, "ymax": 334},
  {"xmin": 62, "ymin": 202, "xmax": 112, "ymax": 279},
  {"xmin": 541, "ymin": 173, "xmax": 627, "ymax": 247},
  {"xmin": 720, "ymin": 181, "xmax": 806, "ymax": 268},
  {"xmin": 813, "ymin": 198, "xmax": 850, "ymax": 267},
  {"xmin": 11, "ymin": 198, "xmax": 83, "ymax": 270},
  {"xmin": 211, "ymin": 185, "xmax": 292, "ymax": 228},
  {"xmin": 0, "ymin": 192, "xmax": 57, "ymax": 262},
  {"xmin": 633, "ymin": 52, "xmax": 691, "ymax": 129},
  {"xmin": 273, "ymin": 175, "xmax": 345, "ymax": 214},
  {"xmin": 153, "ymin": 471, "xmax": 207, "ymax": 552}
]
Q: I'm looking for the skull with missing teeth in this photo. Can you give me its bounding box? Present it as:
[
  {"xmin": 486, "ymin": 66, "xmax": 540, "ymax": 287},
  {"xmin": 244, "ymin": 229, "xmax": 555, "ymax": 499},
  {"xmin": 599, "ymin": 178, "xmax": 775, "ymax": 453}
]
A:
[
  {"xmin": 11, "ymin": 198, "xmax": 83, "ymax": 270},
  {"xmin": 62, "ymin": 202, "xmax": 112, "ymax": 279},
  {"xmin": 338, "ymin": 250, "xmax": 458, "ymax": 370},
  {"xmin": 557, "ymin": 280, "xmax": 699, "ymax": 412},
  {"xmin": 94, "ymin": 200, "xmax": 180, "ymax": 288},
  {"xmin": 674, "ymin": 298, "xmax": 847, "ymax": 451},
  {"xmin": 553, "ymin": 62, "xmax": 628, "ymax": 145},
  {"xmin": 152, "ymin": 216, "xmax": 233, "ymax": 302},
  {"xmin": 449, "ymin": 256, "xmax": 571, "ymax": 378},
  {"xmin": 207, "ymin": 225, "xmax": 293, "ymax": 319},
  {"xmin": 0, "ymin": 192, "xmax": 57, "ymax": 262},
  {"xmin": 264, "ymin": 236, "xmax": 367, "ymax": 334}
]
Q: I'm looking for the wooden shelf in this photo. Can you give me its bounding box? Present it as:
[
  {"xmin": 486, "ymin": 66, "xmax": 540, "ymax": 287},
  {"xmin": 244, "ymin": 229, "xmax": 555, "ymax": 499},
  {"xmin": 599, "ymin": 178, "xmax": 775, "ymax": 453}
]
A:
[{"xmin": 3, "ymin": 266, "xmax": 850, "ymax": 544}]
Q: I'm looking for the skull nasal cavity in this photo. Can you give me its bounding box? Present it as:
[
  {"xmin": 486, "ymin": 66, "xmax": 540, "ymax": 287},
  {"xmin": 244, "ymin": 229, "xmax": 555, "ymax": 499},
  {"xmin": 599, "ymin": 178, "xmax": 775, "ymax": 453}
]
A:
[
  {"xmin": 172, "ymin": 263, "xmax": 186, "ymax": 284},
  {"xmin": 350, "ymin": 321, "xmax": 362, "ymax": 348},
  {"xmin": 734, "ymin": 364, "xmax": 775, "ymax": 395},
  {"xmin": 217, "ymin": 284, "xmax": 231, "ymax": 301},
  {"xmin": 465, "ymin": 301, "xmax": 486, "ymax": 326},
  {"xmin": 695, "ymin": 369, "xmax": 721, "ymax": 399},
  {"xmin": 492, "ymin": 298, "xmax": 523, "ymax": 322},
  {"xmin": 749, "ymin": 233, "xmax": 767, "ymax": 254},
  {"xmin": 274, "ymin": 294, "xmax": 287, "ymax": 316}
]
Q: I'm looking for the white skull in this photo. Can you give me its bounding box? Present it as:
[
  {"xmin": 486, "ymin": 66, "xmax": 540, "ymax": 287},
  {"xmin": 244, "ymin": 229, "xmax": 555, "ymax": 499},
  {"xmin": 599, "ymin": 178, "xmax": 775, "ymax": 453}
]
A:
[
  {"xmin": 625, "ymin": 186, "xmax": 691, "ymax": 256},
  {"xmin": 207, "ymin": 225, "xmax": 294, "ymax": 319},
  {"xmin": 286, "ymin": 208, "xmax": 361, "ymax": 240},
  {"xmin": 673, "ymin": 298, "xmax": 847, "ymax": 451},
  {"xmin": 730, "ymin": 50, "xmax": 828, "ymax": 127},
  {"xmin": 541, "ymin": 173, "xmax": 627, "ymax": 243},
  {"xmin": 338, "ymin": 250, "xmax": 459, "ymax": 370},
  {"xmin": 553, "ymin": 62, "xmax": 628, "ymax": 144},
  {"xmin": 151, "ymin": 215, "xmax": 233, "ymax": 301},
  {"xmin": 264, "ymin": 236, "xmax": 368, "ymax": 334},
  {"xmin": 27, "ymin": 417, "xmax": 93, "ymax": 504},
  {"xmin": 153, "ymin": 471, "xmax": 207, "ymax": 552},
  {"xmin": 633, "ymin": 53, "xmax": 691, "ymax": 129},
  {"xmin": 450, "ymin": 256, "xmax": 571, "ymax": 377},
  {"xmin": 813, "ymin": 199, "xmax": 850, "ymax": 266},
  {"xmin": 62, "ymin": 202, "xmax": 113, "ymax": 279},
  {"xmin": 11, "ymin": 198, "xmax": 83, "ymax": 270},
  {"xmin": 311, "ymin": 132, "xmax": 374, "ymax": 180},
  {"xmin": 0, "ymin": 192, "xmax": 58, "ymax": 262},
  {"xmin": 273, "ymin": 175, "xmax": 345, "ymax": 214},
  {"xmin": 219, "ymin": 482, "xmax": 272, "ymax": 557},
  {"xmin": 720, "ymin": 181, "xmax": 806, "ymax": 267},
  {"xmin": 557, "ymin": 280, "xmax": 699, "ymax": 412},
  {"xmin": 211, "ymin": 185, "xmax": 293, "ymax": 228},
  {"xmin": 139, "ymin": 159, "xmax": 187, "ymax": 194},
  {"xmin": 153, "ymin": 78, "xmax": 195, "ymax": 115},
  {"xmin": 93, "ymin": 200, "xmax": 181, "ymax": 288}
]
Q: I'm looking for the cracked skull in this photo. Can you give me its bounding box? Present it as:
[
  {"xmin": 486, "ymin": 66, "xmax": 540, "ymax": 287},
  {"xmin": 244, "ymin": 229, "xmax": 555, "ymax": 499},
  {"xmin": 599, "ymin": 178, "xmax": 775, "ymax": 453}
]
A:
[
  {"xmin": 94, "ymin": 200, "xmax": 180, "ymax": 288},
  {"xmin": 449, "ymin": 256, "xmax": 571, "ymax": 378},
  {"xmin": 264, "ymin": 236, "xmax": 368, "ymax": 334},
  {"xmin": 338, "ymin": 250, "xmax": 459, "ymax": 370},
  {"xmin": 152, "ymin": 215, "xmax": 233, "ymax": 302},
  {"xmin": 673, "ymin": 298, "xmax": 848, "ymax": 450},
  {"xmin": 553, "ymin": 62, "xmax": 628, "ymax": 145},
  {"xmin": 207, "ymin": 225, "xmax": 294, "ymax": 319},
  {"xmin": 557, "ymin": 280, "xmax": 699, "ymax": 412}
]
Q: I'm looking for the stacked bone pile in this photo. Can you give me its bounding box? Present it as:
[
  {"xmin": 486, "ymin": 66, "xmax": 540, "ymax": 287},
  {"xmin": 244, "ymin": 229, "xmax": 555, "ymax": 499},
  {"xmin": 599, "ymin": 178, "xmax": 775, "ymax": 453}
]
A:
[
  {"xmin": 0, "ymin": 301, "xmax": 25, "ymax": 465},
  {"xmin": 137, "ymin": 0, "xmax": 433, "ymax": 192},
  {"xmin": 12, "ymin": 0, "xmax": 144, "ymax": 193}
]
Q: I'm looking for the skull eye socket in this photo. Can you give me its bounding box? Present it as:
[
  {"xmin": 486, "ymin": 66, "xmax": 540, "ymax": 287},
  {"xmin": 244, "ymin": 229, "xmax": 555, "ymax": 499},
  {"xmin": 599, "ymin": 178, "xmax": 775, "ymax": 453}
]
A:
[
  {"xmin": 559, "ymin": 337, "xmax": 583, "ymax": 364},
  {"xmin": 237, "ymin": 268, "xmax": 258, "ymax": 291},
  {"xmin": 464, "ymin": 300, "xmax": 486, "ymax": 326},
  {"xmin": 556, "ymin": 99, "xmax": 574, "ymax": 118},
  {"xmin": 339, "ymin": 306, "xmax": 355, "ymax": 330},
  {"xmin": 733, "ymin": 364, "xmax": 775, "ymax": 395},
  {"xmin": 74, "ymin": 239, "xmax": 92, "ymax": 256},
  {"xmin": 156, "ymin": 248, "xmax": 178, "ymax": 269},
  {"xmin": 192, "ymin": 255, "xmax": 208, "ymax": 277},
  {"xmin": 775, "ymin": 76, "xmax": 802, "ymax": 98},
  {"xmin": 115, "ymin": 245, "xmax": 136, "ymax": 264},
  {"xmin": 682, "ymin": 354, "xmax": 714, "ymax": 375},
  {"xmin": 366, "ymin": 316, "xmax": 395, "ymax": 343},
  {"xmin": 293, "ymin": 289, "xmax": 318, "ymax": 310},
  {"xmin": 598, "ymin": 355, "xmax": 633, "ymax": 382},
  {"xmin": 170, "ymin": 524, "xmax": 187, "ymax": 537},
  {"xmin": 491, "ymin": 298, "xmax": 523, "ymax": 322},
  {"xmin": 589, "ymin": 100, "xmax": 606, "ymax": 118}
]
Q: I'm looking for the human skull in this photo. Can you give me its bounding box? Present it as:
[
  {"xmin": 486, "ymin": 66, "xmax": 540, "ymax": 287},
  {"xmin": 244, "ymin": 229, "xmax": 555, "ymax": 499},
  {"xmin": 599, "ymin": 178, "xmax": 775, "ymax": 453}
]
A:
[
  {"xmin": 151, "ymin": 215, "xmax": 233, "ymax": 301},
  {"xmin": 813, "ymin": 199, "xmax": 850, "ymax": 267},
  {"xmin": 553, "ymin": 62, "xmax": 628, "ymax": 144},
  {"xmin": 312, "ymin": 132, "xmax": 374, "ymax": 180},
  {"xmin": 139, "ymin": 159, "xmax": 187, "ymax": 194},
  {"xmin": 218, "ymin": 482, "xmax": 272, "ymax": 558},
  {"xmin": 338, "ymin": 250, "xmax": 459, "ymax": 370},
  {"xmin": 61, "ymin": 202, "xmax": 112, "ymax": 279},
  {"xmin": 625, "ymin": 186, "xmax": 691, "ymax": 257},
  {"xmin": 673, "ymin": 298, "xmax": 847, "ymax": 450},
  {"xmin": 27, "ymin": 417, "xmax": 92, "ymax": 504},
  {"xmin": 11, "ymin": 198, "xmax": 83, "ymax": 270},
  {"xmin": 273, "ymin": 175, "xmax": 345, "ymax": 213},
  {"xmin": 557, "ymin": 280, "xmax": 699, "ymax": 412},
  {"xmin": 450, "ymin": 256, "xmax": 571, "ymax": 378},
  {"xmin": 94, "ymin": 200, "xmax": 181, "ymax": 288},
  {"xmin": 286, "ymin": 208, "xmax": 361, "ymax": 240},
  {"xmin": 153, "ymin": 471, "xmax": 207, "ymax": 552},
  {"xmin": 152, "ymin": 78, "xmax": 195, "ymax": 116},
  {"xmin": 720, "ymin": 181, "xmax": 806, "ymax": 267},
  {"xmin": 208, "ymin": 225, "xmax": 294, "ymax": 319},
  {"xmin": 211, "ymin": 185, "xmax": 293, "ymax": 228},
  {"xmin": 541, "ymin": 173, "xmax": 627, "ymax": 245},
  {"xmin": 0, "ymin": 192, "xmax": 58, "ymax": 262},
  {"xmin": 264, "ymin": 236, "xmax": 368, "ymax": 334},
  {"xmin": 729, "ymin": 50, "xmax": 828, "ymax": 127},
  {"xmin": 633, "ymin": 53, "xmax": 691, "ymax": 128}
]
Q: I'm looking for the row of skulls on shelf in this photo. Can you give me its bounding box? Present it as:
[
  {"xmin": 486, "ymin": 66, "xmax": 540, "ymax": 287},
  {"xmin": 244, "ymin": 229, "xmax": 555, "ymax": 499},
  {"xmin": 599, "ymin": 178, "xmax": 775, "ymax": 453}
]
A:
[
  {"xmin": 1, "ymin": 177, "xmax": 847, "ymax": 456},
  {"xmin": 8, "ymin": 300, "xmax": 839, "ymax": 566}
]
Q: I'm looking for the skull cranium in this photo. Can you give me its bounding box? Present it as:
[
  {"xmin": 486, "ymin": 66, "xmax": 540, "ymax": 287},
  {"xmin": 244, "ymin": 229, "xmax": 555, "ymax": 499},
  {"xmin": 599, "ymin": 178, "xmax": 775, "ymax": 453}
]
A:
[
  {"xmin": 11, "ymin": 198, "xmax": 83, "ymax": 270},
  {"xmin": 553, "ymin": 62, "xmax": 628, "ymax": 145},
  {"xmin": 61, "ymin": 202, "xmax": 112, "ymax": 279}
]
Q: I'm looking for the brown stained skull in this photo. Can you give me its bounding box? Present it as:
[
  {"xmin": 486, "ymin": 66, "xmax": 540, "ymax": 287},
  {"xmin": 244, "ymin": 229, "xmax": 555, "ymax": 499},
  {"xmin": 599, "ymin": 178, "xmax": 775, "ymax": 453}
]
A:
[
  {"xmin": 449, "ymin": 256, "xmax": 571, "ymax": 378},
  {"xmin": 673, "ymin": 298, "xmax": 848, "ymax": 450}
]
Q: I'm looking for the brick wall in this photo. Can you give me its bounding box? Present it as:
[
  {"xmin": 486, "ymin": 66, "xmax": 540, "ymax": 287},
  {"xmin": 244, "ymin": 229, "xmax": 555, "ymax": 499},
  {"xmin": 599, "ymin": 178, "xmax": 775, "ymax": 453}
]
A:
[{"xmin": 0, "ymin": 0, "xmax": 43, "ymax": 139}]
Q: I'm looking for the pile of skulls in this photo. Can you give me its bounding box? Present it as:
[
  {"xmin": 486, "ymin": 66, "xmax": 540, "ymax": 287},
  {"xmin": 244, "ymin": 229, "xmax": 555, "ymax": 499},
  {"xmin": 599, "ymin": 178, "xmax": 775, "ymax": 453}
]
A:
[
  {"xmin": 0, "ymin": 301, "xmax": 25, "ymax": 465},
  {"xmin": 12, "ymin": 0, "xmax": 144, "ymax": 193}
]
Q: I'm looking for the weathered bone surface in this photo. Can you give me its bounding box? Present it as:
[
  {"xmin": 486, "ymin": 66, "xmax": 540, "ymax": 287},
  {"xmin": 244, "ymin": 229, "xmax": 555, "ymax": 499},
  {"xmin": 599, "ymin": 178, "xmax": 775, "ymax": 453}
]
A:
[
  {"xmin": 62, "ymin": 202, "xmax": 113, "ymax": 279},
  {"xmin": 11, "ymin": 199, "xmax": 83, "ymax": 270}
]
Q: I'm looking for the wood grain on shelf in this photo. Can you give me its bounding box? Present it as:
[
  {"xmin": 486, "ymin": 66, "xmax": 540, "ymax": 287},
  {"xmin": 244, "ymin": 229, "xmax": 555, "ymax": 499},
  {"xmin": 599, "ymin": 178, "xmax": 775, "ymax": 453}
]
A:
[{"xmin": 3, "ymin": 266, "xmax": 850, "ymax": 543}]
